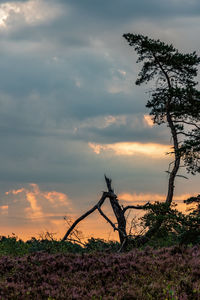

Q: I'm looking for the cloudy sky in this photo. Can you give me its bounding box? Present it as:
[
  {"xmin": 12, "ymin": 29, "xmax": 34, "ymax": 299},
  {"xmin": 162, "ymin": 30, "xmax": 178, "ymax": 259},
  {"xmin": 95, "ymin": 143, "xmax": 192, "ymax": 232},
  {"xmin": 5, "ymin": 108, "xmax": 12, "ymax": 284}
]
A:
[{"xmin": 0, "ymin": 0, "xmax": 199, "ymax": 241}]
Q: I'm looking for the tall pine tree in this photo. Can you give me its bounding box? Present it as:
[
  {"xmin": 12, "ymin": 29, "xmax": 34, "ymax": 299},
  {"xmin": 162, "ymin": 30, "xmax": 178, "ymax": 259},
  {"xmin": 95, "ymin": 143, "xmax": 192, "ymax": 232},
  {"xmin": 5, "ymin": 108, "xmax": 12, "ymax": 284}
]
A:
[{"xmin": 123, "ymin": 33, "xmax": 200, "ymax": 206}]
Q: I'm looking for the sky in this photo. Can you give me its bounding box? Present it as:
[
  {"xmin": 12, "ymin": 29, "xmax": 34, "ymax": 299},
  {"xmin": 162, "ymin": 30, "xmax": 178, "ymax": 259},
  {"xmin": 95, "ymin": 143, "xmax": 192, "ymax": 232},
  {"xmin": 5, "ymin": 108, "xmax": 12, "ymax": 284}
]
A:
[{"xmin": 0, "ymin": 0, "xmax": 199, "ymax": 241}]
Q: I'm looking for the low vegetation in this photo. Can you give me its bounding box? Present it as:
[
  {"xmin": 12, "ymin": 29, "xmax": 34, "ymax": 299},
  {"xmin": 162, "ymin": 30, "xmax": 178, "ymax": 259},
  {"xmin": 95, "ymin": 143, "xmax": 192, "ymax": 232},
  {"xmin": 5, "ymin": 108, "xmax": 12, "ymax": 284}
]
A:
[
  {"xmin": 0, "ymin": 240, "xmax": 200, "ymax": 299},
  {"xmin": 0, "ymin": 200, "xmax": 200, "ymax": 299},
  {"xmin": 0, "ymin": 189, "xmax": 200, "ymax": 299}
]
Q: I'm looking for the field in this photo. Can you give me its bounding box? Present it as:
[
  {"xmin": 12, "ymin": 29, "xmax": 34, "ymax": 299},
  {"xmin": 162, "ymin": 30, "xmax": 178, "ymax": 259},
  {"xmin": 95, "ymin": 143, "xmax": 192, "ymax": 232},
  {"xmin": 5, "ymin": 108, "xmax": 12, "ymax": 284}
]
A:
[{"xmin": 0, "ymin": 238, "xmax": 200, "ymax": 299}]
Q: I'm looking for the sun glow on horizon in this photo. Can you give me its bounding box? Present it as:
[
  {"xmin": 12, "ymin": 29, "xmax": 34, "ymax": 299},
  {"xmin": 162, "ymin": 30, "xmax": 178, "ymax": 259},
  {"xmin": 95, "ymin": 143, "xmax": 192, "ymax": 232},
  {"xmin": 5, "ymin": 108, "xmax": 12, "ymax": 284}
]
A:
[
  {"xmin": 1, "ymin": 187, "xmax": 195, "ymax": 241},
  {"xmin": 119, "ymin": 192, "xmax": 194, "ymax": 203}
]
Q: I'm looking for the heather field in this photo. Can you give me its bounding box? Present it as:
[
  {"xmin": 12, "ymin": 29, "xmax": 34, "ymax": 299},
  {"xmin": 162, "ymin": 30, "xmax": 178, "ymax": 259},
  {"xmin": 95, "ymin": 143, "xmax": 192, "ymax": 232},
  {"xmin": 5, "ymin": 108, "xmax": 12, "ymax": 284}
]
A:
[{"xmin": 0, "ymin": 244, "xmax": 200, "ymax": 299}]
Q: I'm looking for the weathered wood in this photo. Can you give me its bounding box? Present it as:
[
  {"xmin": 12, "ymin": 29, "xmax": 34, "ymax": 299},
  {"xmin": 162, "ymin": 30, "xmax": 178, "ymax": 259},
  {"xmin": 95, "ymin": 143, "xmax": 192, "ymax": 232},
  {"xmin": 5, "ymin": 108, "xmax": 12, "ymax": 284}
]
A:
[
  {"xmin": 62, "ymin": 176, "xmax": 129, "ymax": 250},
  {"xmin": 105, "ymin": 175, "xmax": 127, "ymax": 245}
]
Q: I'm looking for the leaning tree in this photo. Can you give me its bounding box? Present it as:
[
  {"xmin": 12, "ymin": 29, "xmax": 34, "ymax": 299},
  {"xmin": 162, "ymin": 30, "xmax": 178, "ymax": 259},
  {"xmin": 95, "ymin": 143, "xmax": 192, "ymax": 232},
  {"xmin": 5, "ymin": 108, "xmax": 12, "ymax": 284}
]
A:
[
  {"xmin": 123, "ymin": 34, "xmax": 200, "ymax": 205},
  {"xmin": 62, "ymin": 34, "xmax": 200, "ymax": 249}
]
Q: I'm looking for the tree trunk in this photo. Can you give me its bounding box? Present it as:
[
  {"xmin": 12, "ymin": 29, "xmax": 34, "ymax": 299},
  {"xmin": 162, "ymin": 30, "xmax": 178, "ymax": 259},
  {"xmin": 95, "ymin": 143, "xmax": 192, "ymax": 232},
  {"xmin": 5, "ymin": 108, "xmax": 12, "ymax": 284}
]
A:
[
  {"xmin": 104, "ymin": 176, "xmax": 127, "ymax": 245},
  {"xmin": 166, "ymin": 110, "xmax": 181, "ymax": 206}
]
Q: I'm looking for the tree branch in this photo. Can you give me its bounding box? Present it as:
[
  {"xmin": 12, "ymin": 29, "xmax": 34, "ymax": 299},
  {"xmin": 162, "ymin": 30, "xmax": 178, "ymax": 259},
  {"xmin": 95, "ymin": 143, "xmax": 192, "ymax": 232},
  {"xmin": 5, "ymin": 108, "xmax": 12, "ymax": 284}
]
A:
[
  {"xmin": 122, "ymin": 202, "xmax": 150, "ymax": 214},
  {"xmin": 62, "ymin": 191, "xmax": 110, "ymax": 241},
  {"xmin": 151, "ymin": 52, "xmax": 172, "ymax": 89},
  {"xmin": 65, "ymin": 237, "xmax": 86, "ymax": 247},
  {"xmin": 173, "ymin": 120, "xmax": 200, "ymax": 129},
  {"xmin": 105, "ymin": 175, "xmax": 115, "ymax": 193},
  {"xmin": 177, "ymin": 131, "xmax": 199, "ymax": 138},
  {"xmin": 97, "ymin": 204, "xmax": 126, "ymax": 237}
]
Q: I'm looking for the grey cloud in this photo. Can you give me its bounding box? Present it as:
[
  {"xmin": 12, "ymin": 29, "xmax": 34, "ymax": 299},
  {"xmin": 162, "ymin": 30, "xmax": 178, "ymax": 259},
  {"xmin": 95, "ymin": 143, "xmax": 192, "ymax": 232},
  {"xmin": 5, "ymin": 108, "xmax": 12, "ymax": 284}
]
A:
[
  {"xmin": 0, "ymin": 42, "xmax": 145, "ymax": 141},
  {"xmin": 75, "ymin": 121, "xmax": 171, "ymax": 145},
  {"xmin": 0, "ymin": 0, "xmax": 28, "ymax": 2},
  {"xmin": 0, "ymin": 137, "xmax": 94, "ymax": 183},
  {"xmin": 67, "ymin": 0, "xmax": 200, "ymax": 23},
  {"xmin": 4, "ymin": 0, "xmax": 199, "ymax": 56}
]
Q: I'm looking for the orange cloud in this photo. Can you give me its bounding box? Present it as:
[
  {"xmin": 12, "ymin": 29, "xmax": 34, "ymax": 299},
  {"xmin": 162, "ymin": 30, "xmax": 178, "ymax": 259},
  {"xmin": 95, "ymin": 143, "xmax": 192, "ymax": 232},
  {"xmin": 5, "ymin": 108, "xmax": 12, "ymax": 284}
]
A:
[
  {"xmin": 0, "ymin": 205, "xmax": 8, "ymax": 215},
  {"xmin": 5, "ymin": 184, "xmax": 71, "ymax": 220},
  {"xmin": 89, "ymin": 142, "xmax": 171, "ymax": 158},
  {"xmin": 119, "ymin": 192, "xmax": 165, "ymax": 202},
  {"xmin": 3, "ymin": 184, "xmax": 73, "ymax": 240},
  {"xmin": 5, "ymin": 188, "xmax": 25, "ymax": 195},
  {"xmin": 143, "ymin": 114, "xmax": 154, "ymax": 127},
  {"xmin": 26, "ymin": 193, "xmax": 43, "ymax": 218},
  {"xmin": 119, "ymin": 192, "xmax": 194, "ymax": 203},
  {"xmin": 43, "ymin": 191, "xmax": 69, "ymax": 206}
]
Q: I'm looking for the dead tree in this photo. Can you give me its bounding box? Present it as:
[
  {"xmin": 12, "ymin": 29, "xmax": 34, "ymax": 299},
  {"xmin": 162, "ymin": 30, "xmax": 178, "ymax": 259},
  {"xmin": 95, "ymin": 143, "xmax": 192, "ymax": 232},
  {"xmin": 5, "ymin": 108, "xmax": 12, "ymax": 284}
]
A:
[{"xmin": 62, "ymin": 175, "xmax": 149, "ymax": 250}]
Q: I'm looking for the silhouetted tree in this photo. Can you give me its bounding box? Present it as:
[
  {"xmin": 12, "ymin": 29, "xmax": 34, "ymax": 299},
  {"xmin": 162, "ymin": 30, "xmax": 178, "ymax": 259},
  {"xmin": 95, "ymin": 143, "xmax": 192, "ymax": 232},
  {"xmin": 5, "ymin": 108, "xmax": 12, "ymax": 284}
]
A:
[
  {"xmin": 123, "ymin": 33, "xmax": 200, "ymax": 206},
  {"xmin": 122, "ymin": 33, "xmax": 200, "ymax": 244},
  {"xmin": 63, "ymin": 176, "xmax": 149, "ymax": 251},
  {"xmin": 62, "ymin": 35, "xmax": 200, "ymax": 249}
]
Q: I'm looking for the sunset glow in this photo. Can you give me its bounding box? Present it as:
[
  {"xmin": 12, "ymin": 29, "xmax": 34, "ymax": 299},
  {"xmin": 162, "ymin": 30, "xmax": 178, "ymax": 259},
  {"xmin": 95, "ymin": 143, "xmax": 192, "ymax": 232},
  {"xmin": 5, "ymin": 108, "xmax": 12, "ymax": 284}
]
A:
[
  {"xmin": 143, "ymin": 114, "xmax": 154, "ymax": 127},
  {"xmin": 89, "ymin": 142, "xmax": 171, "ymax": 158},
  {"xmin": 4, "ymin": 184, "xmax": 71, "ymax": 221},
  {"xmin": 119, "ymin": 192, "xmax": 194, "ymax": 203},
  {"xmin": 1, "ymin": 185, "xmax": 194, "ymax": 241}
]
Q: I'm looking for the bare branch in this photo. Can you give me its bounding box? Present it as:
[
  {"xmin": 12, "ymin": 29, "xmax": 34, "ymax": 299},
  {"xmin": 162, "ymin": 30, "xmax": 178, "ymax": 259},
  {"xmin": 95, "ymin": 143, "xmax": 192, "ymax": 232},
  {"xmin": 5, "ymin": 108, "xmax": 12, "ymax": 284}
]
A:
[
  {"xmin": 176, "ymin": 174, "xmax": 189, "ymax": 179},
  {"xmin": 165, "ymin": 170, "xmax": 188, "ymax": 179},
  {"xmin": 177, "ymin": 131, "xmax": 199, "ymax": 138},
  {"xmin": 105, "ymin": 174, "xmax": 115, "ymax": 193},
  {"xmin": 97, "ymin": 204, "xmax": 119, "ymax": 233},
  {"xmin": 65, "ymin": 237, "xmax": 86, "ymax": 247},
  {"xmin": 62, "ymin": 191, "xmax": 110, "ymax": 241},
  {"xmin": 173, "ymin": 120, "xmax": 200, "ymax": 129},
  {"xmin": 122, "ymin": 202, "xmax": 150, "ymax": 214},
  {"xmin": 166, "ymin": 160, "xmax": 176, "ymax": 175},
  {"xmin": 64, "ymin": 216, "xmax": 84, "ymax": 243}
]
